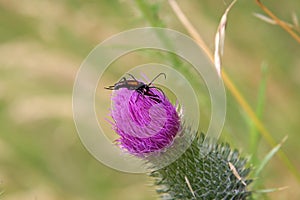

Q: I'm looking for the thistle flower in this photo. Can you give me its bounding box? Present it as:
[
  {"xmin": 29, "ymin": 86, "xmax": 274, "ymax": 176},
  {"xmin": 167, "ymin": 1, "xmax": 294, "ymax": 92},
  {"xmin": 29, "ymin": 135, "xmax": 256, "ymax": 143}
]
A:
[
  {"xmin": 111, "ymin": 87, "xmax": 180, "ymax": 156},
  {"xmin": 108, "ymin": 79, "xmax": 252, "ymax": 200}
]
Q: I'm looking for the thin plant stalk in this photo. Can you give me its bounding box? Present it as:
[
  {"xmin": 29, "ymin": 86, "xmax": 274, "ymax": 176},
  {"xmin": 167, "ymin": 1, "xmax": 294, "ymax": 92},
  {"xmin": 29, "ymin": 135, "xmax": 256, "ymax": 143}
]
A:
[{"xmin": 255, "ymin": 0, "xmax": 300, "ymax": 43}]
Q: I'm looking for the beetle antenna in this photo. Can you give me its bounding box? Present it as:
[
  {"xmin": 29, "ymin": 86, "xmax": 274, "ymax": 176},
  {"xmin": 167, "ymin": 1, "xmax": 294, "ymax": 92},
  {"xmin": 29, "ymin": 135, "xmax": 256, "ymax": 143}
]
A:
[
  {"xmin": 104, "ymin": 85, "xmax": 115, "ymax": 90},
  {"xmin": 126, "ymin": 73, "xmax": 138, "ymax": 81},
  {"xmin": 148, "ymin": 73, "xmax": 166, "ymax": 86}
]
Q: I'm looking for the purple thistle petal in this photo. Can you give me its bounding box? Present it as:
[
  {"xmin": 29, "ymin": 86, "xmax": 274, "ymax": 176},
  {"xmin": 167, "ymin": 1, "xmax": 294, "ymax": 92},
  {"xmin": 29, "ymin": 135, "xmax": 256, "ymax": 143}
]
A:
[{"xmin": 111, "ymin": 87, "xmax": 180, "ymax": 156}]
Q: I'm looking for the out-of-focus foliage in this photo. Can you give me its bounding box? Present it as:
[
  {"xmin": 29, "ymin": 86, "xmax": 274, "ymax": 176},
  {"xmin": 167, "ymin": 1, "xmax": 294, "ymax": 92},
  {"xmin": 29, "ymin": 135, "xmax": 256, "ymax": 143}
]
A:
[{"xmin": 0, "ymin": 0, "xmax": 299, "ymax": 199}]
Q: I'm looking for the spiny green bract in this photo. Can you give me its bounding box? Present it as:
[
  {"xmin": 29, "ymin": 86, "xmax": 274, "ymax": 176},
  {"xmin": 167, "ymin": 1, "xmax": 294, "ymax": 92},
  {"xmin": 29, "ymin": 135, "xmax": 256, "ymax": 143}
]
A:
[{"xmin": 150, "ymin": 133, "xmax": 252, "ymax": 200}]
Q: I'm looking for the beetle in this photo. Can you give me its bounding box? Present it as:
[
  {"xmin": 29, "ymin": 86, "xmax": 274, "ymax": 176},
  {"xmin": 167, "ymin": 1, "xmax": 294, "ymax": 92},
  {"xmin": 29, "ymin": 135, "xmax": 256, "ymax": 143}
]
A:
[{"xmin": 105, "ymin": 73, "xmax": 166, "ymax": 103}]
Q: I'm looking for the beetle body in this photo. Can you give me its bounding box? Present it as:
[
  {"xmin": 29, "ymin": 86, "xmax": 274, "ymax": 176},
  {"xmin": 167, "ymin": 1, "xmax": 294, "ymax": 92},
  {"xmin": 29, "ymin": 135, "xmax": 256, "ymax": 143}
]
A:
[{"xmin": 106, "ymin": 78, "xmax": 144, "ymax": 91}]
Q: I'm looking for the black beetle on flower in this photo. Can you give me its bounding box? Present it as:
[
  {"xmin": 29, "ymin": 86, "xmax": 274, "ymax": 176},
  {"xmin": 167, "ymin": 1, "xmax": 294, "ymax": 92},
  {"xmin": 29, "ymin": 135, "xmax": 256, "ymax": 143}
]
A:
[{"xmin": 105, "ymin": 73, "xmax": 166, "ymax": 103}]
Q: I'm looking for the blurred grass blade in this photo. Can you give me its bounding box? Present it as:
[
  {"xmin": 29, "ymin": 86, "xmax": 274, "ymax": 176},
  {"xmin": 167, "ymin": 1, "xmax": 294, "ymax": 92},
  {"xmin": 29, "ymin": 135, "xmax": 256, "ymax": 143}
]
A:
[
  {"xmin": 255, "ymin": 186, "xmax": 288, "ymax": 194},
  {"xmin": 214, "ymin": 0, "xmax": 237, "ymax": 76},
  {"xmin": 254, "ymin": 135, "xmax": 288, "ymax": 178},
  {"xmin": 292, "ymin": 12, "xmax": 299, "ymax": 29},
  {"xmin": 253, "ymin": 13, "xmax": 294, "ymax": 28},
  {"xmin": 222, "ymin": 72, "xmax": 300, "ymax": 183},
  {"xmin": 135, "ymin": 0, "xmax": 164, "ymax": 27},
  {"xmin": 253, "ymin": 13, "xmax": 276, "ymax": 25},
  {"xmin": 168, "ymin": 0, "xmax": 212, "ymax": 60},
  {"xmin": 249, "ymin": 63, "xmax": 268, "ymax": 162}
]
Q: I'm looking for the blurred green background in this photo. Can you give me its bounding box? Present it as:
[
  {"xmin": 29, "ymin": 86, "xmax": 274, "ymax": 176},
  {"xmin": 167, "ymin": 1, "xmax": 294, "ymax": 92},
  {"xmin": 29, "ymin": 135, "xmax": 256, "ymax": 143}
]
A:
[{"xmin": 0, "ymin": 0, "xmax": 300, "ymax": 199}]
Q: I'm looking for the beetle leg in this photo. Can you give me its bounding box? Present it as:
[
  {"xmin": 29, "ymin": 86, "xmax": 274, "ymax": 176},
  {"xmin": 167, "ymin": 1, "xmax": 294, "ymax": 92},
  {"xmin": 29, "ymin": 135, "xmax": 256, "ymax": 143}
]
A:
[
  {"xmin": 148, "ymin": 94, "xmax": 162, "ymax": 103},
  {"xmin": 134, "ymin": 90, "xmax": 142, "ymax": 103},
  {"xmin": 149, "ymin": 86, "xmax": 166, "ymax": 100}
]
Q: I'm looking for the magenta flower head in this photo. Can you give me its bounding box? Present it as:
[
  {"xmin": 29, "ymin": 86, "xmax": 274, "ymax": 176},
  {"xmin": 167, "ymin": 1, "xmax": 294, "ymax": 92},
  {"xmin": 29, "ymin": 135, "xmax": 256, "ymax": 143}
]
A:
[{"xmin": 110, "ymin": 82, "xmax": 181, "ymax": 157}]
